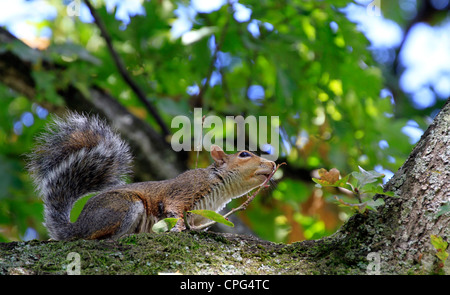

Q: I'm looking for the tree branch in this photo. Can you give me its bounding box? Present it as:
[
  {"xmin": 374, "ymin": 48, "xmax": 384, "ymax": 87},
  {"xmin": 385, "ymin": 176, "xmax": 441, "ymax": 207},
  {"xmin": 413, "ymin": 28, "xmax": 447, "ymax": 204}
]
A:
[
  {"xmin": 192, "ymin": 10, "xmax": 230, "ymax": 107},
  {"xmin": 83, "ymin": 0, "xmax": 170, "ymax": 137}
]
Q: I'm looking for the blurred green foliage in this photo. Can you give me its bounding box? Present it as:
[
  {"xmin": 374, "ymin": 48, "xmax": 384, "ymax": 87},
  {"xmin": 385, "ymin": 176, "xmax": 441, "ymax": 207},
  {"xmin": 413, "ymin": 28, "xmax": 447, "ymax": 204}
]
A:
[{"xmin": 0, "ymin": 0, "xmax": 443, "ymax": 242}]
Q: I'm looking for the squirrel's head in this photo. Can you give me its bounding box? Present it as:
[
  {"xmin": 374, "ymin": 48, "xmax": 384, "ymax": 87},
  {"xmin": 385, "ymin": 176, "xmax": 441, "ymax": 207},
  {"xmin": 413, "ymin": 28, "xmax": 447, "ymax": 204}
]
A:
[{"xmin": 210, "ymin": 145, "xmax": 276, "ymax": 193}]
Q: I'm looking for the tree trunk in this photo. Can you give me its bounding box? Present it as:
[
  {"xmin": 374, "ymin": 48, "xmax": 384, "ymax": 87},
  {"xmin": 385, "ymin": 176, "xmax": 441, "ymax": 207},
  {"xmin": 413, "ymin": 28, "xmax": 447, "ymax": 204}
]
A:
[
  {"xmin": 383, "ymin": 98, "xmax": 450, "ymax": 272},
  {"xmin": 328, "ymin": 97, "xmax": 450, "ymax": 274}
]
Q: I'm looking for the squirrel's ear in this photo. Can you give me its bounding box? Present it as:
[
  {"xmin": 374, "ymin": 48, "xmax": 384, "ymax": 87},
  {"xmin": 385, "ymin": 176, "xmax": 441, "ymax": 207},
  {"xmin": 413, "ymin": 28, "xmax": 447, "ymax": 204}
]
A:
[{"xmin": 210, "ymin": 145, "xmax": 227, "ymax": 164}]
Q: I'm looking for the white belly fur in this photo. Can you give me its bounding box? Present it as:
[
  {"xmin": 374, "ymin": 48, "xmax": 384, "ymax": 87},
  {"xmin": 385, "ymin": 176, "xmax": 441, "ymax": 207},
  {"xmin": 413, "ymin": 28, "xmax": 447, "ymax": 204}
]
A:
[{"xmin": 191, "ymin": 180, "xmax": 255, "ymax": 226}]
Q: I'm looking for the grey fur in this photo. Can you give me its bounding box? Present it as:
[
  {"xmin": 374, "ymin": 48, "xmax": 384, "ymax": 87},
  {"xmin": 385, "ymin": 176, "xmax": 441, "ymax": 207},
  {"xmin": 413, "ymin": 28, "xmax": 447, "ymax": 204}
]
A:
[{"xmin": 28, "ymin": 112, "xmax": 133, "ymax": 240}]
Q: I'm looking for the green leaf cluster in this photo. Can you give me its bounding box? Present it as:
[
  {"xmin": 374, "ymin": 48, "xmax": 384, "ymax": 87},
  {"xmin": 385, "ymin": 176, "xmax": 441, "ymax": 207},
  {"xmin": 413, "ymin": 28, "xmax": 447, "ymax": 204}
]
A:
[{"xmin": 313, "ymin": 166, "xmax": 396, "ymax": 214}]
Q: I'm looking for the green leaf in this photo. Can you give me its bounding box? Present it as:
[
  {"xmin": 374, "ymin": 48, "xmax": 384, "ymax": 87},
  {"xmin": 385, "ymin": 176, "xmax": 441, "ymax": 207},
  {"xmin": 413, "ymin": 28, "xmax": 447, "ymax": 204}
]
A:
[
  {"xmin": 437, "ymin": 202, "xmax": 450, "ymax": 217},
  {"xmin": 436, "ymin": 250, "xmax": 449, "ymax": 263},
  {"xmin": 431, "ymin": 235, "xmax": 448, "ymax": 251},
  {"xmin": 188, "ymin": 210, "xmax": 234, "ymax": 227},
  {"xmin": 152, "ymin": 218, "xmax": 180, "ymax": 233},
  {"xmin": 334, "ymin": 196, "xmax": 363, "ymax": 212},
  {"xmin": 365, "ymin": 198, "xmax": 385, "ymax": 211},
  {"xmin": 312, "ymin": 174, "xmax": 350, "ymax": 189},
  {"xmin": 352, "ymin": 166, "xmax": 385, "ymax": 189},
  {"xmin": 430, "ymin": 235, "xmax": 449, "ymax": 262},
  {"xmin": 361, "ymin": 183, "xmax": 396, "ymax": 197}
]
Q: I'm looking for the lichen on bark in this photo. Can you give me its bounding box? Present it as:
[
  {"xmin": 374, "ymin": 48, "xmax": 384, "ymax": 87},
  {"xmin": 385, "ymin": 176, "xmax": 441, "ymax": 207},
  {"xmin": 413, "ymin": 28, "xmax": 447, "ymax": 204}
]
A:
[{"xmin": 381, "ymin": 99, "xmax": 450, "ymax": 273}]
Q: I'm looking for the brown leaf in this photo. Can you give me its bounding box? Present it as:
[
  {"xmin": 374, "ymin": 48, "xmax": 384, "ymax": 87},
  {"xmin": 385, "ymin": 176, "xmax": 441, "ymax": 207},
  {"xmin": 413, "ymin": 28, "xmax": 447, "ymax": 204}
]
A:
[{"xmin": 318, "ymin": 168, "xmax": 341, "ymax": 184}]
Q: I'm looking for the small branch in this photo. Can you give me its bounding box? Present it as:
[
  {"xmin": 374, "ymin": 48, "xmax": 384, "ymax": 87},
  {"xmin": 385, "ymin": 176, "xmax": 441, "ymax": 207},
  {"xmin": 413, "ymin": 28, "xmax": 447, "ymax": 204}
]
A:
[
  {"xmin": 192, "ymin": 162, "xmax": 286, "ymax": 231},
  {"xmin": 192, "ymin": 11, "xmax": 230, "ymax": 107},
  {"xmin": 83, "ymin": 0, "xmax": 170, "ymax": 137},
  {"xmin": 334, "ymin": 196, "xmax": 367, "ymax": 213},
  {"xmin": 354, "ymin": 187, "xmax": 362, "ymax": 203},
  {"xmin": 195, "ymin": 115, "xmax": 206, "ymax": 169}
]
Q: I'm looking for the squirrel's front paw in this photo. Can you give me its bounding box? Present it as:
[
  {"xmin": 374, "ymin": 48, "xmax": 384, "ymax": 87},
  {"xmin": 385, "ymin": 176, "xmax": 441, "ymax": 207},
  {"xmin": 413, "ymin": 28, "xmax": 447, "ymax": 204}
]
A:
[{"xmin": 170, "ymin": 219, "xmax": 186, "ymax": 232}]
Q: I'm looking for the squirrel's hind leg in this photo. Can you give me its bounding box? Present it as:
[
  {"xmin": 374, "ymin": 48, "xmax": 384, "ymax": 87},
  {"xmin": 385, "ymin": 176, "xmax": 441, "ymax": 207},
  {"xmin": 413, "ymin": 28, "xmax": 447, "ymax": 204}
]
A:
[{"xmin": 72, "ymin": 191, "xmax": 145, "ymax": 240}]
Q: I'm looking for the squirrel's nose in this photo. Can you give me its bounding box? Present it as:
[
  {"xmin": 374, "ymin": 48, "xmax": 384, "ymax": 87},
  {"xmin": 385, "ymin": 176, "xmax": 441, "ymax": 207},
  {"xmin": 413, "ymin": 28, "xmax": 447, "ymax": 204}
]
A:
[{"xmin": 264, "ymin": 160, "xmax": 275, "ymax": 172}]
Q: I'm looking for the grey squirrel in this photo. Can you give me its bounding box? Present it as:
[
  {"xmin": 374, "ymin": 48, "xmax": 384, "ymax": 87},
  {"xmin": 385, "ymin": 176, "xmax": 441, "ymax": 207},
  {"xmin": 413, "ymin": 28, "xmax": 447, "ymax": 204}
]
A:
[{"xmin": 28, "ymin": 112, "xmax": 276, "ymax": 240}]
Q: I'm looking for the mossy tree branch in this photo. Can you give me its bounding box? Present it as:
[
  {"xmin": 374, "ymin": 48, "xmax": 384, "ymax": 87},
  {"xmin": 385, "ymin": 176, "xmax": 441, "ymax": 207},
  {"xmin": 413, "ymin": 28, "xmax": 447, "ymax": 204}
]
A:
[{"xmin": 1, "ymin": 99, "xmax": 449, "ymax": 275}]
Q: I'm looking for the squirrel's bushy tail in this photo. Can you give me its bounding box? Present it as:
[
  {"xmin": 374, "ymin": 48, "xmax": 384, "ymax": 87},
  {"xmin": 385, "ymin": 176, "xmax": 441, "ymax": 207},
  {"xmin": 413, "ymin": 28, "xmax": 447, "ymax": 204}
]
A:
[{"xmin": 28, "ymin": 112, "xmax": 132, "ymax": 240}]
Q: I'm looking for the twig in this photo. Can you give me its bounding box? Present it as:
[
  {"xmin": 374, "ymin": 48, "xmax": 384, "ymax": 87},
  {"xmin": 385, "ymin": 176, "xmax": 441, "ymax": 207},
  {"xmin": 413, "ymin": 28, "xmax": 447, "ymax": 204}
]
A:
[
  {"xmin": 334, "ymin": 196, "xmax": 367, "ymax": 213},
  {"xmin": 83, "ymin": 0, "xmax": 170, "ymax": 136},
  {"xmin": 354, "ymin": 187, "xmax": 362, "ymax": 203},
  {"xmin": 192, "ymin": 11, "xmax": 230, "ymax": 107},
  {"xmin": 192, "ymin": 162, "xmax": 286, "ymax": 231}
]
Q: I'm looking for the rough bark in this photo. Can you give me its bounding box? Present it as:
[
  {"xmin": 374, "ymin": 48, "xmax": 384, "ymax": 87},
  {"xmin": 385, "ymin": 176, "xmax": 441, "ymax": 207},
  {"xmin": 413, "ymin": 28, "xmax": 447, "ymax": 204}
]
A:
[
  {"xmin": 383, "ymin": 98, "xmax": 450, "ymax": 270},
  {"xmin": 327, "ymin": 98, "xmax": 450, "ymax": 274}
]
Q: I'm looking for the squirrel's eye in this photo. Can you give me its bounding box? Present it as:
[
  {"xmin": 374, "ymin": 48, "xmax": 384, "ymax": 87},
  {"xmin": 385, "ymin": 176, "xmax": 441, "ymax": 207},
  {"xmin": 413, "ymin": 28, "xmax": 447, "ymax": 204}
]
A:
[{"xmin": 239, "ymin": 151, "xmax": 251, "ymax": 158}]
